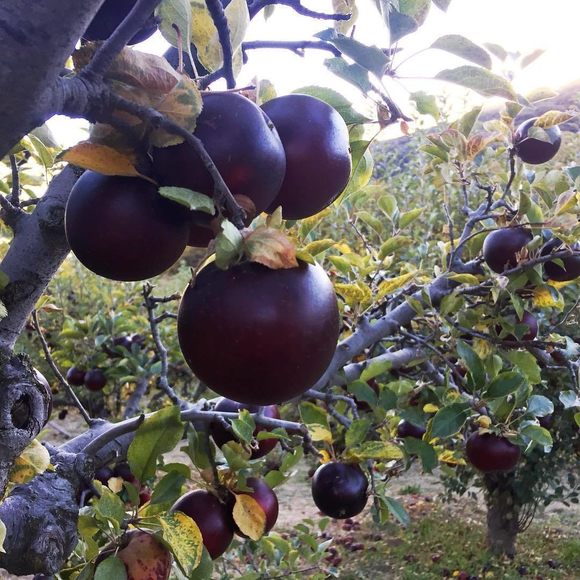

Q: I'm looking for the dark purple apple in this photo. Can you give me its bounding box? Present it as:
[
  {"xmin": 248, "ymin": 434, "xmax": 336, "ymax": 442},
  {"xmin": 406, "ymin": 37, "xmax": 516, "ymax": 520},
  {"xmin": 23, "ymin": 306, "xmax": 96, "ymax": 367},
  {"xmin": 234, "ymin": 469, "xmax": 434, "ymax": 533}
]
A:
[
  {"xmin": 84, "ymin": 368, "xmax": 107, "ymax": 392},
  {"xmin": 482, "ymin": 227, "xmax": 533, "ymax": 273},
  {"xmin": 499, "ymin": 310, "xmax": 539, "ymax": 342},
  {"xmin": 210, "ymin": 398, "xmax": 280, "ymax": 458},
  {"xmin": 397, "ymin": 420, "xmax": 426, "ymax": 439},
  {"xmin": 152, "ymin": 92, "xmax": 286, "ymax": 246},
  {"xmin": 541, "ymin": 238, "xmax": 580, "ymax": 281},
  {"xmin": 514, "ymin": 117, "xmax": 561, "ymax": 165},
  {"xmin": 66, "ymin": 366, "xmax": 86, "ymax": 387},
  {"xmin": 466, "ymin": 433, "xmax": 520, "ymax": 473},
  {"xmin": 311, "ymin": 462, "xmax": 368, "ymax": 519},
  {"xmin": 65, "ymin": 172, "xmax": 190, "ymax": 281},
  {"xmin": 83, "ymin": 0, "xmax": 157, "ymax": 45},
  {"xmin": 177, "ymin": 260, "xmax": 339, "ymax": 405},
  {"xmin": 171, "ymin": 490, "xmax": 234, "ymax": 559},
  {"xmin": 262, "ymin": 94, "xmax": 352, "ymax": 220}
]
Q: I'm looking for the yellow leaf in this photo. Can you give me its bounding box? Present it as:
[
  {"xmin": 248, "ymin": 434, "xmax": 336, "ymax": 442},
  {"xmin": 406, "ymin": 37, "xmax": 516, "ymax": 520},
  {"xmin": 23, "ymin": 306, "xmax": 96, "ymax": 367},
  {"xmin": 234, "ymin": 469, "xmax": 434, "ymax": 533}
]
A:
[
  {"xmin": 159, "ymin": 512, "xmax": 203, "ymax": 575},
  {"xmin": 423, "ymin": 403, "xmax": 439, "ymax": 413},
  {"xmin": 150, "ymin": 75, "xmax": 203, "ymax": 147},
  {"xmin": 9, "ymin": 439, "xmax": 51, "ymax": 484},
  {"xmin": 60, "ymin": 142, "xmax": 150, "ymax": 180},
  {"xmin": 375, "ymin": 272, "xmax": 417, "ymax": 301},
  {"xmin": 448, "ymin": 273, "xmax": 481, "ymax": 285},
  {"xmin": 438, "ymin": 449, "xmax": 466, "ymax": 466},
  {"xmin": 308, "ymin": 424, "xmax": 333, "ymax": 443},
  {"xmin": 473, "ymin": 338, "xmax": 494, "ymax": 359},
  {"xmin": 532, "ymin": 285, "xmax": 565, "ymax": 310},
  {"xmin": 555, "ymin": 190, "xmax": 580, "ymax": 216},
  {"xmin": 0, "ymin": 518, "xmax": 5, "ymax": 553},
  {"xmin": 107, "ymin": 476, "xmax": 124, "ymax": 493},
  {"xmin": 534, "ymin": 110, "xmax": 576, "ymax": 128},
  {"xmin": 191, "ymin": 0, "xmax": 249, "ymax": 73},
  {"xmin": 477, "ymin": 416, "xmax": 492, "ymax": 428},
  {"xmin": 319, "ymin": 449, "xmax": 333, "ymax": 464},
  {"xmin": 244, "ymin": 227, "xmax": 298, "ymax": 269},
  {"xmin": 302, "ymin": 239, "xmax": 336, "ymax": 257},
  {"xmin": 335, "ymin": 281, "xmax": 372, "ymax": 309},
  {"xmin": 233, "ymin": 494, "xmax": 266, "ymax": 541}
]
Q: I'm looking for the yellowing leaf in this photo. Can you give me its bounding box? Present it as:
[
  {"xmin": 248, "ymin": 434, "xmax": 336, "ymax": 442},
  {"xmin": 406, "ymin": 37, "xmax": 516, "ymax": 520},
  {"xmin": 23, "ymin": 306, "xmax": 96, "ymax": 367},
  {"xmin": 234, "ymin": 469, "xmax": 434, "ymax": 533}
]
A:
[
  {"xmin": 60, "ymin": 142, "xmax": 150, "ymax": 180},
  {"xmin": 448, "ymin": 273, "xmax": 481, "ymax": 285},
  {"xmin": 308, "ymin": 424, "xmax": 333, "ymax": 443},
  {"xmin": 159, "ymin": 511, "xmax": 203, "ymax": 575},
  {"xmin": 532, "ymin": 285, "xmax": 565, "ymax": 310},
  {"xmin": 473, "ymin": 338, "xmax": 493, "ymax": 359},
  {"xmin": 302, "ymin": 239, "xmax": 336, "ymax": 256},
  {"xmin": 335, "ymin": 281, "xmax": 372, "ymax": 309},
  {"xmin": 244, "ymin": 227, "xmax": 298, "ymax": 269},
  {"xmin": 438, "ymin": 449, "xmax": 466, "ymax": 465},
  {"xmin": 191, "ymin": 0, "xmax": 249, "ymax": 73},
  {"xmin": 423, "ymin": 403, "xmax": 439, "ymax": 413},
  {"xmin": 107, "ymin": 476, "xmax": 124, "ymax": 493},
  {"xmin": 477, "ymin": 416, "xmax": 492, "ymax": 428},
  {"xmin": 233, "ymin": 494, "xmax": 266, "ymax": 541},
  {"xmin": 319, "ymin": 449, "xmax": 333, "ymax": 464},
  {"xmin": 150, "ymin": 75, "xmax": 203, "ymax": 147},
  {"xmin": 534, "ymin": 110, "xmax": 576, "ymax": 129},
  {"xmin": 9, "ymin": 439, "xmax": 51, "ymax": 484},
  {"xmin": 375, "ymin": 272, "xmax": 417, "ymax": 301},
  {"xmin": 346, "ymin": 441, "xmax": 404, "ymax": 461},
  {"xmin": 555, "ymin": 190, "xmax": 580, "ymax": 216}
]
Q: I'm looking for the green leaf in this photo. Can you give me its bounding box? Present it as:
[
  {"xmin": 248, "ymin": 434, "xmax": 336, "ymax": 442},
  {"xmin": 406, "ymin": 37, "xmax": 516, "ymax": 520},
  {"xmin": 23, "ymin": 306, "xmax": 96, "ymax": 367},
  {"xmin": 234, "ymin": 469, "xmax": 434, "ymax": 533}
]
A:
[
  {"xmin": 456, "ymin": 340, "xmax": 485, "ymax": 389},
  {"xmin": 453, "ymin": 105, "xmax": 482, "ymax": 138},
  {"xmin": 559, "ymin": 390, "xmax": 580, "ymax": 409},
  {"xmin": 575, "ymin": 413, "xmax": 580, "ymax": 428},
  {"xmin": 264, "ymin": 470, "xmax": 286, "ymax": 488},
  {"xmin": 187, "ymin": 547, "xmax": 214, "ymax": 580},
  {"xmin": 128, "ymin": 406, "xmax": 185, "ymax": 482},
  {"xmin": 484, "ymin": 371, "xmax": 525, "ymax": 399},
  {"xmin": 151, "ymin": 470, "xmax": 187, "ymax": 506},
  {"xmin": 378, "ymin": 385, "xmax": 398, "ymax": 410},
  {"xmin": 388, "ymin": 0, "xmax": 431, "ymax": 42},
  {"xmin": 520, "ymin": 424, "xmax": 552, "ymax": 448},
  {"xmin": 95, "ymin": 557, "xmax": 127, "ymax": 580},
  {"xmin": 431, "ymin": 35, "xmax": 491, "ymax": 69},
  {"xmin": 484, "ymin": 42, "xmax": 508, "ymax": 61},
  {"xmin": 158, "ymin": 186, "xmax": 215, "ymax": 214},
  {"xmin": 410, "ymin": 91, "xmax": 440, "ymax": 121},
  {"xmin": 399, "ymin": 208, "xmax": 422, "ymax": 228},
  {"xmin": 345, "ymin": 419, "xmax": 372, "ymax": 447},
  {"xmin": 403, "ymin": 438, "xmax": 438, "ymax": 473},
  {"xmin": 504, "ymin": 350, "xmax": 541, "ymax": 384},
  {"xmin": 299, "ymin": 401, "xmax": 329, "ymax": 428},
  {"xmin": 214, "ymin": 220, "xmax": 244, "ymax": 270},
  {"xmin": 342, "ymin": 140, "xmax": 374, "ymax": 198},
  {"xmin": 378, "ymin": 194, "xmax": 398, "ymax": 219},
  {"xmin": 384, "ymin": 496, "xmax": 410, "ymax": 526},
  {"xmin": 293, "ymin": 86, "xmax": 372, "ymax": 124},
  {"xmin": 488, "ymin": 396, "xmax": 516, "ymax": 423},
  {"xmin": 360, "ymin": 357, "xmax": 393, "ymax": 382},
  {"xmin": 435, "ymin": 66, "xmax": 516, "ymax": 100},
  {"xmin": 348, "ymin": 380, "xmax": 378, "ymax": 407},
  {"xmin": 527, "ymin": 395, "xmax": 553, "ymax": 418},
  {"xmin": 319, "ymin": 31, "xmax": 390, "ymax": 78},
  {"xmin": 232, "ymin": 409, "xmax": 256, "ymax": 444},
  {"xmin": 431, "ymin": 402, "xmax": 471, "ymax": 438},
  {"xmin": 324, "ymin": 57, "xmax": 373, "ymax": 93},
  {"xmin": 432, "ymin": 0, "xmax": 452, "ymax": 11}
]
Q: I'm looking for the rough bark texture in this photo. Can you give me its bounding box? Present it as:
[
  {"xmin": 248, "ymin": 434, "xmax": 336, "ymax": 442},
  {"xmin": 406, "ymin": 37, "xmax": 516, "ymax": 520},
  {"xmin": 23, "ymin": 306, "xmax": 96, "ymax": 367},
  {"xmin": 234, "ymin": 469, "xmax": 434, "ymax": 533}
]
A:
[
  {"xmin": 0, "ymin": 165, "xmax": 78, "ymax": 351},
  {"xmin": 0, "ymin": 451, "xmax": 93, "ymax": 575},
  {"xmin": 0, "ymin": 0, "xmax": 105, "ymax": 157},
  {"xmin": 484, "ymin": 473, "xmax": 521, "ymax": 556},
  {"xmin": 0, "ymin": 353, "xmax": 51, "ymax": 495}
]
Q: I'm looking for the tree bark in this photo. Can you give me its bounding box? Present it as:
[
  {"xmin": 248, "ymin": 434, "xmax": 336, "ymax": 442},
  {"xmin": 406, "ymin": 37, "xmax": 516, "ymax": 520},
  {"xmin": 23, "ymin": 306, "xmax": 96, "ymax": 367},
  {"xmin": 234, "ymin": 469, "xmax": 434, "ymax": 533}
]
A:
[
  {"xmin": 0, "ymin": 0, "xmax": 105, "ymax": 157},
  {"xmin": 484, "ymin": 473, "xmax": 520, "ymax": 557}
]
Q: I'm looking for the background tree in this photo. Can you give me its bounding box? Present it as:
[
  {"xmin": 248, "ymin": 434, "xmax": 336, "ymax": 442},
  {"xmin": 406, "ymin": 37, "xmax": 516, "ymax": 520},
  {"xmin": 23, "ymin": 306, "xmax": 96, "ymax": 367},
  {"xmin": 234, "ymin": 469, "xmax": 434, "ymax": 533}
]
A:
[{"xmin": 0, "ymin": 0, "xmax": 578, "ymax": 577}]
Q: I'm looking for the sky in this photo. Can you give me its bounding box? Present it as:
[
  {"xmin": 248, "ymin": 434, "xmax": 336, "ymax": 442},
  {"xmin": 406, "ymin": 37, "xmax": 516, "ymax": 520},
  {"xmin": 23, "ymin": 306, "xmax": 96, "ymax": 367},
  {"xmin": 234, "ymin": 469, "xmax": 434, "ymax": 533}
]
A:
[{"xmin": 48, "ymin": 0, "xmax": 580, "ymax": 146}]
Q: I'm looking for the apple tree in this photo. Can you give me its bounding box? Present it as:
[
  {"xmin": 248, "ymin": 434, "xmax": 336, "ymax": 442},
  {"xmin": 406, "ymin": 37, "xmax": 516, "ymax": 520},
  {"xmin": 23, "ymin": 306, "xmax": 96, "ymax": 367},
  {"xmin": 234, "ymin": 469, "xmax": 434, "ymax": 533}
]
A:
[{"xmin": 0, "ymin": 0, "xmax": 578, "ymax": 577}]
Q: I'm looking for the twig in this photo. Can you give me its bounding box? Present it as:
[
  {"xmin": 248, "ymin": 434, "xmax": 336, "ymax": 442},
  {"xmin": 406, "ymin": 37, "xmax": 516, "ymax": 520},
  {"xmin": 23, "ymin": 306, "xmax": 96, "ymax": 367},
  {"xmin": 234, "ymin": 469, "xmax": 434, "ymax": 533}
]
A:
[
  {"xmin": 83, "ymin": 0, "xmax": 162, "ymax": 78},
  {"xmin": 109, "ymin": 93, "xmax": 246, "ymax": 228},
  {"xmin": 242, "ymin": 40, "xmax": 341, "ymax": 57},
  {"xmin": 502, "ymin": 149, "xmax": 517, "ymax": 200},
  {"xmin": 8, "ymin": 155, "xmax": 20, "ymax": 206},
  {"xmin": 142, "ymin": 284, "xmax": 184, "ymax": 407},
  {"xmin": 31, "ymin": 310, "xmax": 93, "ymax": 426},
  {"xmin": 205, "ymin": 0, "xmax": 235, "ymax": 89},
  {"xmin": 553, "ymin": 295, "xmax": 580, "ymax": 329},
  {"xmin": 248, "ymin": 0, "xmax": 351, "ymax": 21},
  {"xmin": 307, "ymin": 388, "xmax": 359, "ymax": 419}
]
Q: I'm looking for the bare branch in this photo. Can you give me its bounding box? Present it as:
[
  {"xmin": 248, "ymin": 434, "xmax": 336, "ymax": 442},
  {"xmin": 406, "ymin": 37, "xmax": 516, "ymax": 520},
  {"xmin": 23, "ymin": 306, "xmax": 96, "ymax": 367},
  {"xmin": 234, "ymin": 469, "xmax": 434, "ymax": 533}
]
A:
[
  {"xmin": 243, "ymin": 40, "xmax": 341, "ymax": 57},
  {"xmin": 205, "ymin": 0, "xmax": 236, "ymax": 89},
  {"xmin": 249, "ymin": 0, "xmax": 351, "ymax": 21}
]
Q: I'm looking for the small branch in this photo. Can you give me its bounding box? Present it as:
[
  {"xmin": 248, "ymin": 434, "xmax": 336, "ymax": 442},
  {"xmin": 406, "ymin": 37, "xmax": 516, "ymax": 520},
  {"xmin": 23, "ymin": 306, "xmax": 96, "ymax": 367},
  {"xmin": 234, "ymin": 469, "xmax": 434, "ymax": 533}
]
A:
[
  {"xmin": 502, "ymin": 149, "xmax": 517, "ymax": 200},
  {"xmin": 122, "ymin": 377, "xmax": 148, "ymax": 419},
  {"xmin": 205, "ymin": 0, "xmax": 235, "ymax": 89},
  {"xmin": 8, "ymin": 155, "xmax": 20, "ymax": 206},
  {"xmin": 306, "ymin": 389, "xmax": 359, "ymax": 419},
  {"xmin": 242, "ymin": 40, "xmax": 341, "ymax": 57},
  {"xmin": 109, "ymin": 94, "xmax": 246, "ymax": 228},
  {"xmin": 83, "ymin": 0, "xmax": 162, "ymax": 78},
  {"xmin": 31, "ymin": 310, "xmax": 93, "ymax": 426},
  {"xmin": 248, "ymin": 0, "xmax": 351, "ymax": 21},
  {"xmin": 142, "ymin": 284, "xmax": 184, "ymax": 407}
]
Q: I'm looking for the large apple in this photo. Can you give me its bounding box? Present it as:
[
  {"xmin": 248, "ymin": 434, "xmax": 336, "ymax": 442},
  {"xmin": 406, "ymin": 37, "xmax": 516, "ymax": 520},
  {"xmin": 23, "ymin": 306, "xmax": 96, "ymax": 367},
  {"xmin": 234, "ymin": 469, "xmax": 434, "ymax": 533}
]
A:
[
  {"xmin": 482, "ymin": 227, "xmax": 532, "ymax": 273},
  {"xmin": 466, "ymin": 432, "xmax": 520, "ymax": 473},
  {"xmin": 177, "ymin": 260, "xmax": 339, "ymax": 405}
]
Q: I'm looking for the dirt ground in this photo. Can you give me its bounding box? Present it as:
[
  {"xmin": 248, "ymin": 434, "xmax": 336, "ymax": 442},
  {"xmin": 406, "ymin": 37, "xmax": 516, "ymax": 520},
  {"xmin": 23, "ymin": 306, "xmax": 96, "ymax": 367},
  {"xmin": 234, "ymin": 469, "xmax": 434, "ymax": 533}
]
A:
[{"xmin": 0, "ymin": 412, "xmax": 578, "ymax": 579}]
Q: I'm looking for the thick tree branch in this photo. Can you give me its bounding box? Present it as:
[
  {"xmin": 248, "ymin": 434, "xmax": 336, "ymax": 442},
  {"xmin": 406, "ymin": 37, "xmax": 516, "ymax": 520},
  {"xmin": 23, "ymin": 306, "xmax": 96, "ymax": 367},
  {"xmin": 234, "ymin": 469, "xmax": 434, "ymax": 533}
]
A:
[
  {"xmin": 206, "ymin": 0, "xmax": 236, "ymax": 89},
  {"xmin": 0, "ymin": 0, "xmax": 105, "ymax": 158}
]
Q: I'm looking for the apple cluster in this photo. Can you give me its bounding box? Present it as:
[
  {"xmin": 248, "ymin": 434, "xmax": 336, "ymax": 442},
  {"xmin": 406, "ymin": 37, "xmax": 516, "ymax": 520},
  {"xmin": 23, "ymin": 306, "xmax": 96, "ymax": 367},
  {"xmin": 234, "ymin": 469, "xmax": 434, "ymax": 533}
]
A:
[{"xmin": 66, "ymin": 366, "xmax": 107, "ymax": 392}]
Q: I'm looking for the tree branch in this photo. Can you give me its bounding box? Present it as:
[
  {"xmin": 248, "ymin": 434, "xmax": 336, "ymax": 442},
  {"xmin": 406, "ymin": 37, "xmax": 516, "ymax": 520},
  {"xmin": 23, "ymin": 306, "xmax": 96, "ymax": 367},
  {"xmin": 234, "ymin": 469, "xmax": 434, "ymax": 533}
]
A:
[
  {"xmin": 243, "ymin": 40, "xmax": 341, "ymax": 57},
  {"xmin": 205, "ymin": 0, "xmax": 236, "ymax": 89},
  {"xmin": 249, "ymin": 0, "xmax": 351, "ymax": 21}
]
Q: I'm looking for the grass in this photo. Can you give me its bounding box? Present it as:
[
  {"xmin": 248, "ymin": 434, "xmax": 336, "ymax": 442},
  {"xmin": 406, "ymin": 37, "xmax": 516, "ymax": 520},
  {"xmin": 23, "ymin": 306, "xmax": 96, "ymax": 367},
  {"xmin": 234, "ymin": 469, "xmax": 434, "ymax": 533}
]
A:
[{"xmin": 326, "ymin": 501, "xmax": 580, "ymax": 580}]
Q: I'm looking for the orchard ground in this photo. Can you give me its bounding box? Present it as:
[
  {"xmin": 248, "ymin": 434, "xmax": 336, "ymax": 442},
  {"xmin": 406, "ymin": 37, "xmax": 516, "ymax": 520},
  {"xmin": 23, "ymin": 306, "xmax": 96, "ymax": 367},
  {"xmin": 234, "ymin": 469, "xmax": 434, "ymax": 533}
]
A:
[{"xmin": 1, "ymin": 410, "xmax": 577, "ymax": 580}]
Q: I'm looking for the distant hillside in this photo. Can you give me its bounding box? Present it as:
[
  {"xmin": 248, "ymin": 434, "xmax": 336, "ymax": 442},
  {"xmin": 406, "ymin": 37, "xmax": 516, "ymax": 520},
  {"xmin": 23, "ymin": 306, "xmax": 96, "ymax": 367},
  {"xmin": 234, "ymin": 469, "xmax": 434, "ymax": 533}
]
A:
[{"xmin": 371, "ymin": 80, "xmax": 580, "ymax": 177}]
